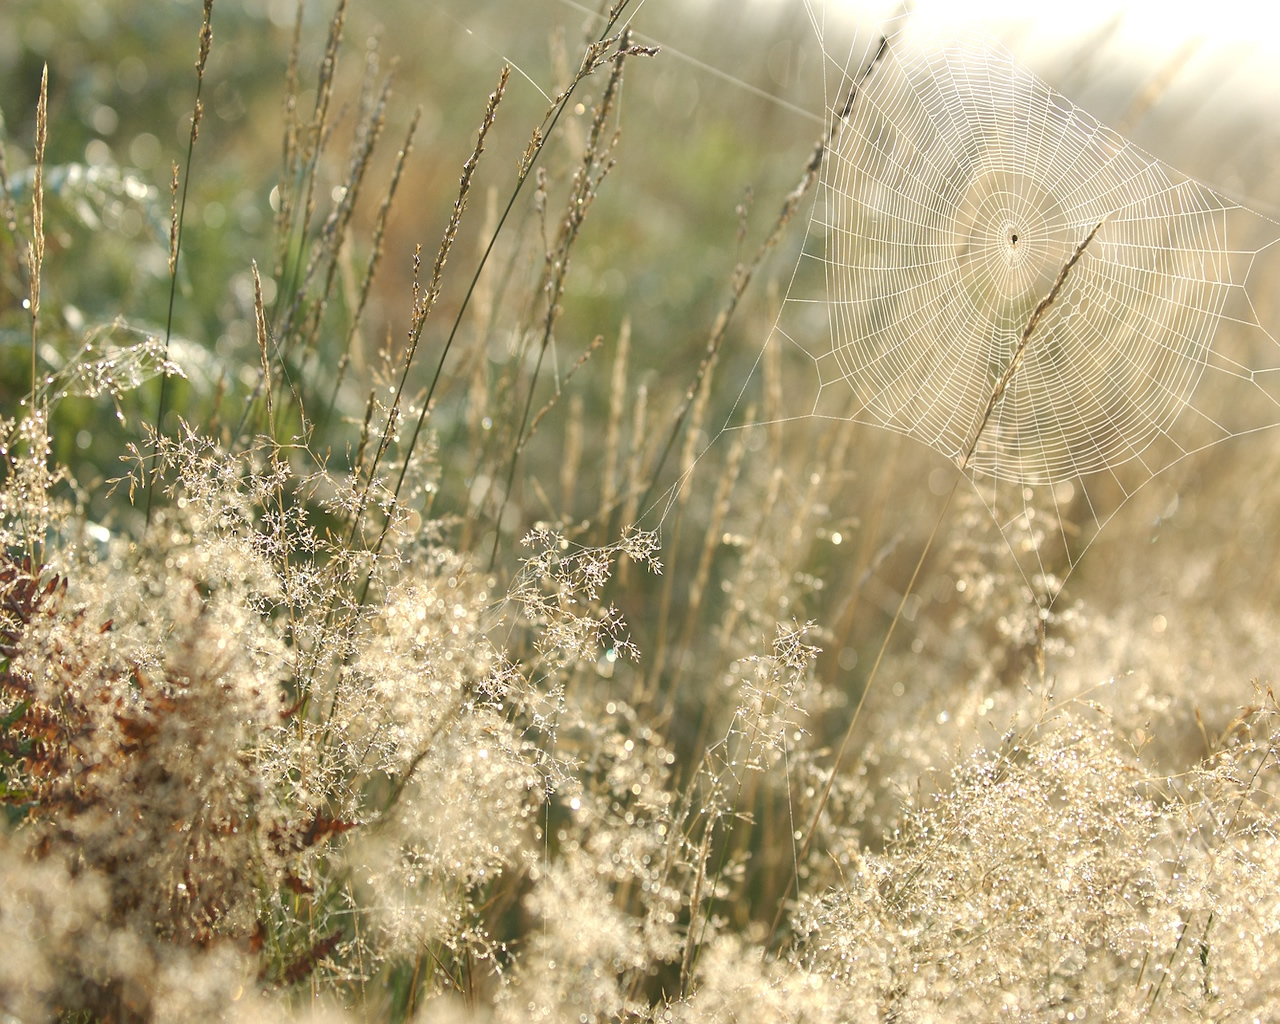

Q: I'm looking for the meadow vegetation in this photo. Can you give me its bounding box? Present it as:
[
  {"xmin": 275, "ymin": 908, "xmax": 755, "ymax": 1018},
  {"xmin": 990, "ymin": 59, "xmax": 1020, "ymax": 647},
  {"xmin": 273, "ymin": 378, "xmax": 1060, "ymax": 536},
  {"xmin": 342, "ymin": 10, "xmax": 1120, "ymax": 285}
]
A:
[{"xmin": 1, "ymin": 1, "xmax": 1278, "ymax": 1021}]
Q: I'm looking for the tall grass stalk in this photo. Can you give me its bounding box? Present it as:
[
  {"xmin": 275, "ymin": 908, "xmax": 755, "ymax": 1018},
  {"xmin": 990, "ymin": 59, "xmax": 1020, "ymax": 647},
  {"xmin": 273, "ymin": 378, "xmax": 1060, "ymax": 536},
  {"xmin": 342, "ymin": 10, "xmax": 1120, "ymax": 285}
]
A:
[
  {"xmin": 146, "ymin": 0, "xmax": 213, "ymax": 526},
  {"xmin": 3, "ymin": 4, "xmax": 1280, "ymax": 1022}
]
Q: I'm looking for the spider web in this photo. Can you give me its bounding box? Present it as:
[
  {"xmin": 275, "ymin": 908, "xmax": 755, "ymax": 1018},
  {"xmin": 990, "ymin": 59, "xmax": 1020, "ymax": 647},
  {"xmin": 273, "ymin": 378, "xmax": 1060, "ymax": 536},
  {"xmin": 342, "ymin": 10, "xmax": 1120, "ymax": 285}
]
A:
[{"xmin": 736, "ymin": 12, "xmax": 1280, "ymax": 605}]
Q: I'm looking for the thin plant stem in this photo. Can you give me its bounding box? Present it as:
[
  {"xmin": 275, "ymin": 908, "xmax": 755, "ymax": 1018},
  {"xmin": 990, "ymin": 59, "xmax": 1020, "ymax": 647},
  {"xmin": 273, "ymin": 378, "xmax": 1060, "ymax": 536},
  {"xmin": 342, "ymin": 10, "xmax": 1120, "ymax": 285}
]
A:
[
  {"xmin": 28, "ymin": 64, "xmax": 47, "ymax": 404},
  {"xmin": 486, "ymin": 30, "xmax": 636, "ymax": 569},
  {"xmin": 636, "ymin": 36, "xmax": 889, "ymax": 522},
  {"xmin": 344, "ymin": 64, "xmax": 509, "ymax": 612},
  {"xmin": 766, "ymin": 216, "xmax": 1107, "ymax": 951},
  {"xmin": 146, "ymin": 0, "xmax": 214, "ymax": 527},
  {"xmin": 356, "ymin": 4, "xmax": 643, "ymax": 590}
]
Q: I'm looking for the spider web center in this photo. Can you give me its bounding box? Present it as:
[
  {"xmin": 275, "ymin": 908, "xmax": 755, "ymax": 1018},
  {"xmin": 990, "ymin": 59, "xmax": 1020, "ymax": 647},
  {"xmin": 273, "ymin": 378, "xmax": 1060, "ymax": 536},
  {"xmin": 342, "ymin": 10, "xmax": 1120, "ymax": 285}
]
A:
[
  {"xmin": 952, "ymin": 167, "xmax": 1070, "ymax": 329},
  {"xmin": 817, "ymin": 36, "xmax": 1231, "ymax": 486}
]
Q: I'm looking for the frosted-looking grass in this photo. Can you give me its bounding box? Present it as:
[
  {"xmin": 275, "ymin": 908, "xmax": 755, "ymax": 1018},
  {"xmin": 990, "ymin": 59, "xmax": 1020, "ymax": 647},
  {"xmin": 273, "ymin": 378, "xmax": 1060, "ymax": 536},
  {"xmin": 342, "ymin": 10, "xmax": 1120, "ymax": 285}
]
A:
[{"xmin": 653, "ymin": 4, "xmax": 1280, "ymax": 618}]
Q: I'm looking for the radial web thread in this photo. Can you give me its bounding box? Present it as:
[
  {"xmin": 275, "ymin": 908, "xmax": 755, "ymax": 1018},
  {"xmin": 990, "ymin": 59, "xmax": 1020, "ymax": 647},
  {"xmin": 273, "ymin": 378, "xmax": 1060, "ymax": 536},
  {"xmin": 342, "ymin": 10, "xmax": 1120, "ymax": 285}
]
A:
[{"xmin": 750, "ymin": 23, "xmax": 1280, "ymax": 598}]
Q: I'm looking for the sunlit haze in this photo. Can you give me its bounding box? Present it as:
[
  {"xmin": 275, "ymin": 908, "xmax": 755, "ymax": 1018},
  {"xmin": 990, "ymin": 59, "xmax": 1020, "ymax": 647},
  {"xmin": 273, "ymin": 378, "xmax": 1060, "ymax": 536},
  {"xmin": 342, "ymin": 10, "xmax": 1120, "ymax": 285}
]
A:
[{"xmin": 781, "ymin": 0, "xmax": 1280, "ymax": 205}]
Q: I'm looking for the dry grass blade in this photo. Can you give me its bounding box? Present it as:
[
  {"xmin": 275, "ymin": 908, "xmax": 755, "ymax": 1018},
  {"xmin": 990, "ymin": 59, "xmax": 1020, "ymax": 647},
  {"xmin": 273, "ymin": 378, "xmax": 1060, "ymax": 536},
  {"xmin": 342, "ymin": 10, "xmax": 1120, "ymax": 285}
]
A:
[
  {"xmin": 637, "ymin": 36, "xmax": 890, "ymax": 523},
  {"xmin": 28, "ymin": 63, "xmax": 47, "ymax": 399},
  {"xmin": 766, "ymin": 218, "xmax": 1107, "ymax": 952},
  {"xmin": 488, "ymin": 31, "xmax": 644, "ymax": 567},
  {"xmin": 273, "ymin": 0, "xmax": 349, "ymax": 341},
  {"xmin": 292, "ymin": 50, "xmax": 397, "ymax": 371},
  {"xmin": 253, "ymin": 261, "xmax": 274, "ymax": 439},
  {"xmin": 274, "ymin": 0, "xmax": 304, "ymax": 279},
  {"xmin": 350, "ymin": 64, "xmax": 510, "ymax": 568},
  {"xmin": 523, "ymin": 335, "xmax": 604, "ymax": 453},
  {"xmin": 146, "ymin": 0, "xmax": 215, "ymax": 526},
  {"xmin": 322, "ymin": 107, "xmax": 423, "ymax": 430},
  {"xmin": 7, "ymin": 6, "xmax": 1279, "ymax": 1020},
  {"xmin": 965, "ymin": 218, "xmax": 1106, "ymax": 463},
  {"xmin": 600, "ymin": 318, "xmax": 631, "ymax": 533}
]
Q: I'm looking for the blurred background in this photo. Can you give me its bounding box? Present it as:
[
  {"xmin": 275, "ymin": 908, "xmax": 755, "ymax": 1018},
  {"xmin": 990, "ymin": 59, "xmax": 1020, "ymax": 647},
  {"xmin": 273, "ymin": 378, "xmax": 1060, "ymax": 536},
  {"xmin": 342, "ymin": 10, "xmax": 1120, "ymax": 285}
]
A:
[{"xmin": 3, "ymin": 0, "xmax": 1280, "ymax": 748}]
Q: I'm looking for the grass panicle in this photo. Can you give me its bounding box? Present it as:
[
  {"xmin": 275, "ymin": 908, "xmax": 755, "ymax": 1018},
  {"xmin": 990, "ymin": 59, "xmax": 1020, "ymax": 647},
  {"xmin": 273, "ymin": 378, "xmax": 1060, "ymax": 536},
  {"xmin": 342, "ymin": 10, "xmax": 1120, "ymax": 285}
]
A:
[{"xmin": 1, "ymin": 3, "xmax": 1279, "ymax": 1023}]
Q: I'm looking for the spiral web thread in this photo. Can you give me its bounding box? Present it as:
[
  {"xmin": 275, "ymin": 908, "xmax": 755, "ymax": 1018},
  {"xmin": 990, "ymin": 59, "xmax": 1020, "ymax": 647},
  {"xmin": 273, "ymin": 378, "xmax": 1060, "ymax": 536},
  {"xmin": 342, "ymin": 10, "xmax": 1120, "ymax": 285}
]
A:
[{"xmin": 751, "ymin": 17, "xmax": 1280, "ymax": 600}]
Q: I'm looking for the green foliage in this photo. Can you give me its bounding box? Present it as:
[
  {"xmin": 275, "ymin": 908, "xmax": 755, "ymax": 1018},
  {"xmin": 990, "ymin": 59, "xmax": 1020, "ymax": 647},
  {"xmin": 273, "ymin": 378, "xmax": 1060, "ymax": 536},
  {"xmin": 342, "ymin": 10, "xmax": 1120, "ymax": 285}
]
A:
[{"xmin": 1, "ymin": 3, "xmax": 1279, "ymax": 1023}]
